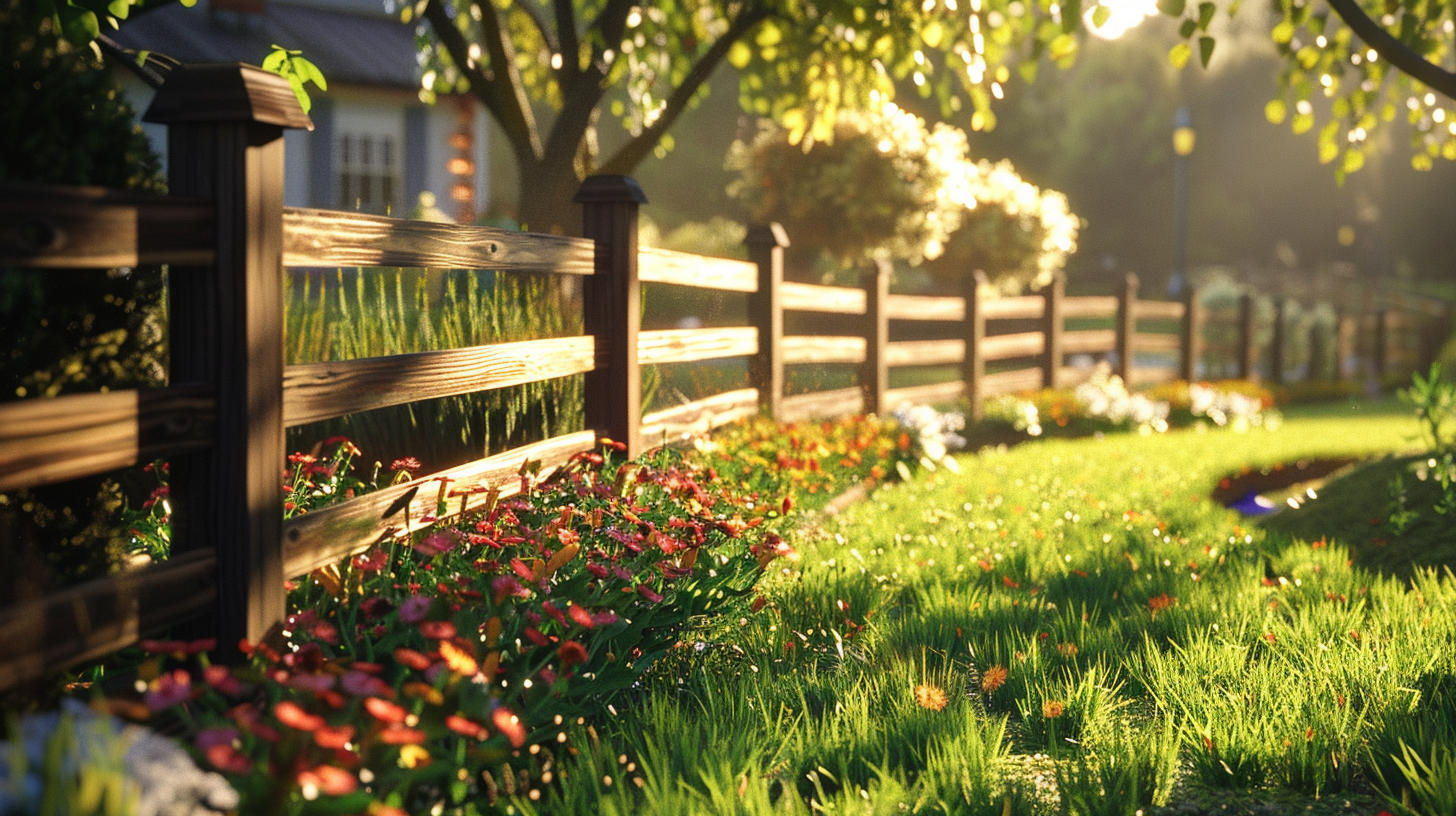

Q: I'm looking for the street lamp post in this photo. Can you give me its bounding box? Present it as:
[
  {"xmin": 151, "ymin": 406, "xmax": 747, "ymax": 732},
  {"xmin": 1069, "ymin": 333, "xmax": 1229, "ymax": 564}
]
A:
[{"xmin": 1170, "ymin": 107, "xmax": 1195, "ymax": 298}]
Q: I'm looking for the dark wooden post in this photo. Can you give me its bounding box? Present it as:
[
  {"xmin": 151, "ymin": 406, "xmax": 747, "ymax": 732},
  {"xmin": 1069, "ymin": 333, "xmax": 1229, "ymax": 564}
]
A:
[
  {"xmin": 575, "ymin": 175, "xmax": 645, "ymax": 458},
  {"xmin": 863, "ymin": 257, "xmax": 891, "ymax": 414},
  {"xmin": 745, "ymin": 223, "xmax": 788, "ymax": 420},
  {"xmin": 1041, "ymin": 271, "xmax": 1065, "ymax": 388},
  {"xmin": 1334, "ymin": 304, "xmax": 1352, "ymax": 382},
  {"xmin": 963, "ymin": 271, "xmax": 988, "ymax": 422},
  {"xmin": 1116, "ymin": 273, "xmax": 1138, "ymax": 383},
  {"xmin": 1374, "ymin": 308, "xmax": 1390, "ymax": 383},
  {"xmin": 1181, "ymin": 283, "xmax": 1202, "ymax": 382},
  {"xmin": 1270, "ymin": 297, "xmax": 1287, "ymax": 385},
  {"xmin": 1237, "ymin": 291, "xmax": 1258, "ymax": 381},
  {"xmin": 145, "ymin": 64, "xmax": 311, "ymax": 656},
  {"xmin": 1307, "ymin": 314, "xmax": 1327, "ymax": 382}
]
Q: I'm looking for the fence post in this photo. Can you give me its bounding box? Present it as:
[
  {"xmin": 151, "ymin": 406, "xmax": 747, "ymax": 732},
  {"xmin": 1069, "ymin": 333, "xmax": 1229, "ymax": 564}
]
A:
[
  {"xmin": 1237, "ymin": 291, "xmax": 1257, "ymax": 381},
  {"xmin": 1042, "ymin": 272, "xmax": 1065, "ymax": 388},
  {"xmin": 1181, "ymin": 283, "xmax": 1202, "ymax": 382},
  {"xmin": 575, "ymin": 175, "xmax": 645, "ymax": 459},
  {"xmin": 1374, "ymin": 308, "xmax": 1389, "ymax": 383},
  {"xmin": 745, "ymin": 224, "xmax": 788, "ymax": 421},
  {"xmin": 1307, "ymin": 313, "xmax": 1327, "ymax": 382},
  {"xmin": 863, "ymin": 257, "xmax": 891, "ymax": 414},
  {"xmin": 1270, "ymin": 297, "xmax": 1287, "ymax": 385},
  {"xmin": 1334, "ymin": 304, "xmax": 1352, "ymax": 381},
  {"xmin": 1116, "ymin": 273, "xmax": 1138, "ymax": 383},
  {"xmin": 963, "ymin": 271, "xmax": 988, "ymax": 422},
  {"xmin": 144, "ymin": 64, "xmax": 310, "ymax": 657}
]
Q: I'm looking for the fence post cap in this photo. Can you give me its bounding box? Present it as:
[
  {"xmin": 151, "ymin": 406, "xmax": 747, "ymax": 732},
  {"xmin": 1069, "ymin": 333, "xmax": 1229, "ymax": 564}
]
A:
[
  {"xmin": 744, "ymin": 223, "xmax": 790, "ymax": 248},
  {"xmin": 573, "ymin": 175, "xmax": 648, "ymax": 204},
  {"xmin": 144, "ymin": 63, "xmax": 313, "ymax": 130},
  {"xmin": 1124, "ymin": 272, "xmax": 1140, "ymax": 288}
]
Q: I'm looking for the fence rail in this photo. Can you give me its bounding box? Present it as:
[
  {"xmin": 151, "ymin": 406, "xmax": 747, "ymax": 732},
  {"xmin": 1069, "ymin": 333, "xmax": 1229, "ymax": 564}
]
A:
[{"xmin": 0, "ymin": 61, "xmax": 1448, "ymax": 692}]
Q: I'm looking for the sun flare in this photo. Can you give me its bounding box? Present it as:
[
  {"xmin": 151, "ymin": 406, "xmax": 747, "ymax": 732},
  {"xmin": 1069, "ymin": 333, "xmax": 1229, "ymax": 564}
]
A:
[{"xmin": 1084, "ymin": 0, "xmax": 1159, "ymax": 39}]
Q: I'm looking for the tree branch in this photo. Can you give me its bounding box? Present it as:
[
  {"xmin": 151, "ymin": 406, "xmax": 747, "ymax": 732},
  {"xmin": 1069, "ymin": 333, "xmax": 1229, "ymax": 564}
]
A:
[
  {"xmin": 516, "ymin": 0, "xmax": 560, "ymax": 54},
  {"xmin": 553, "ymin": 0, "xmax": 580, "ymax": 80},
  {"xmin": 597, "ymin": 5, "xmax": 770, "ymax": 174},
  {"xmin": 1325, "ymin": 0, "xmax": 1456, "ymax": 99},
  {"xmin": 537, "ymin": 0, "xmax": 636, "ymax": 169}
]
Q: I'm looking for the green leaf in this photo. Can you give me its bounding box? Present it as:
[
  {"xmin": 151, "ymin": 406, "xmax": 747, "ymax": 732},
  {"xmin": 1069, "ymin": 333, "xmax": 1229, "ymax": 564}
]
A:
[
  {"xmin": 1319, "ymin": 139, "xmax": 1339, "ymax": 163},
  {"xmin": 1265, "ymin": 98, "xmax": 1287, "ymax": 123},
  {"xmin": 1413, "ymin": 153, "xmax": 1435, "ymax": 170},
  {"xmin": 727, "ymin": 40, "xmax": 752, "ymax": 69},
  {"xmin": 1292, "ymin": 111, "xmax": 1315, "ymax": 133},
  {"xmin": 105, "ymin": 0, "xmax": 129, "ymax": 19},
  {"xmin": 261, "ymin": 48, "xmax": 286, "ymax": 72},
  {"xmin": 1198, "ymin": 2, "xmax": 1216, "ymax": 29},
  {"xmin": 1091, "ymin": 5, "xmax": 1112, "ymax": 27},
  {"xmin": 1169, "ymin": 41, "xmax": 1192, "ymax": 68},
  {"xmin": 295, "ymin": 56, "xmax": 327, "ymax": 90},
  {"xmin": 1342, "ymin": 148, "xmax": 1364, "ymax": 173},
  {"xmin": 1157, "ymin": 0, "xmax": 1186, "ymax": 16},
  {"xmin": 1199, "ymin": 36, "xmax": 1215, "ymax": 67},
  {"xmin": 134, "ymin": 49, "xmax": 149, "ymax": 67},
  {"xmin": 1179, "ymin": 18, "xmax": 1197, "ymax": 38},
  {"xmin": 1271, "ymin": 19, "xmax": 1296, "ymax": 44}
]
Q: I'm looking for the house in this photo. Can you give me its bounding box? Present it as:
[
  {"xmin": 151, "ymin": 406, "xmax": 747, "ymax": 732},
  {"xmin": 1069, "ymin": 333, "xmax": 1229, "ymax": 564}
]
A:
[{"xmin": 112, "ymin": 0, "xmax": 490, "ymax": 222}]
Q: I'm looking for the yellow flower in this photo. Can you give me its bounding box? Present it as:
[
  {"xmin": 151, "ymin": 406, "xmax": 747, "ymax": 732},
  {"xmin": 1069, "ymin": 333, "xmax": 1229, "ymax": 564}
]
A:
[
  {"xmin": 915, "ymin": 684, "xmax": 949, "ymax": 711},
  {"xmin": 1042, "ymin": 699, "xmax": 1065, "ymax": 719},
  {"xmin": 980, "ymin": 665, "xmax": 1009, "ymax": 694},
  {"xmin": 398, "ymin": 744, "xmax": 430, "ymax": 769}
]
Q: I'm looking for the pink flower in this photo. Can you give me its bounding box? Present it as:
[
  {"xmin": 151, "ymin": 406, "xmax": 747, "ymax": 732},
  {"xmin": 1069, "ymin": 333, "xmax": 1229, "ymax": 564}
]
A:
[
  {"xmin": 418, "ymin": 620, "xmax": 457, "ymax": 640},
  {"xmin": 352, "ymin": 549, "xmax": 388, "ymax": 573},
  {"xmin": 398, "ymin": 595, "xmax": 432, "ymax": 624},
  {"xmin": 340, "ymin": 670, "xmax": 393, "ymax": 698},
  {"xmin": 492, "ymin": 707, "xmax": 527, "ymax": 747},
  {"xmin": 273, "ymin": 700, "xmax": 326, "ymax": 732},
  {"xmin": 203, "ymin": 665, "xmax": 244, "ymax": 696},
  {"xmin": 636, "ymin": 583, "xmax": 664, "ymax": 603},
  {"xmin": 195, "ymin": 727, "xmax": 239, "ymax": 752},
  {"xmin": 416, "ymin": 530, "xmax": 459, "ymax": 557},
  {"xmin": 283, "ymin": 672, "xmax": 336, "ymax": 694},
  {"xmin": 557, "ymin": 641, "xmax": 589, "ymax": 668},
  {"xmin": 390, "ymin": 457, "xmax": 422, "ymax": 473},
  {"xmin": 491, "ymin": 575, "xmax": 530, "ymax": 604},
  {"xmin": 145, "ymin": 670, "xmax": 196, "ymax": 712},
  {"xmin": 297, "ymin": 764, "xmax": 358, "ymax": 796},
  {"xmin": 204, "ymin": 743, "xmax": 253, "ymax": 774},
  {"xmin": 568, "ymin": 603, "xmax": 595, "ymax": 629}
]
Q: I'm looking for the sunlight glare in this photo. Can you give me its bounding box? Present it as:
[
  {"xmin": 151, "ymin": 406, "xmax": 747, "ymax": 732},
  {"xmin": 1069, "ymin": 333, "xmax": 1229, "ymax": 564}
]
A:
[{"xmin": 1085, "ymin": 0, "xmax": 1159, "ymax": 39}]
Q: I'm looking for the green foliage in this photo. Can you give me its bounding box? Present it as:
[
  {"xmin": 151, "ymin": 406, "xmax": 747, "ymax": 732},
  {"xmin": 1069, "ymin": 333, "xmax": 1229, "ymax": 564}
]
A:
[{"xmin": 1400, "ymin": 363, "xmax": 1456, "ymax": 452}]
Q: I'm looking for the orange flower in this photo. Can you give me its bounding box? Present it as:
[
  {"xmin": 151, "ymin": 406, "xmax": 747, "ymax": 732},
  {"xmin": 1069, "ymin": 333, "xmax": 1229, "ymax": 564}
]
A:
[
  {"xmin": 492, "ymin": 707, "xmax": 527, "ymax": 747},
  {"xmin": 297, "ymin": 764, "xmax": 357, "ymax": 796},
  {"xmin": 364, "ymin": 697, "xmax": 408, "ymax": 724},
  {"xmin": 914, "ymin": 684, "xmax": 949, "ymax": 711},
  {"xmin": 439, "ymin": 640, "xmax": 478, "ymax": 675},
  {"xmin": 979, "ymin": 666, "xmax": 1009, "ymax": 694},
  {"xmin": 274, "ymin": 701, "xmax": 325, "ymax": 732},
  {"xmin": 1148, "ymin": 593, "xmax": 1175, "ymax": 619},
  {"xmin": 1042, "ymin": 700, "xmax": 1065, "ymax": 719},
  {"xmin": 1057, "ymin": 642, "xmax": 1079, "ymax": 658}
]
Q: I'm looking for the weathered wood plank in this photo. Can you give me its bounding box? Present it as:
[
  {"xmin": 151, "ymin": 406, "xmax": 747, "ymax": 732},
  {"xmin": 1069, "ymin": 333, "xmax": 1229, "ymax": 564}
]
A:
[
  {"xmin": 0, "ymin": 549, "xmax": 216, "ymax": 692},
  {"xmin": 782, "ymin": 335, "xmax": 867, "ymax": 365},
  {"xmin": 641, "ymin": 388, "xmax": 760, "ymax": 447},
  {"xmin": 885, "ymin": 293, "xmax": 965, "ymax": 322},
  {"xmin": 1062, "ymin": 296, "xmax": 1119, "ymax": 319},
  {"xmin": 638, "ymin": 327, "xmax": 758, "ymax": 365},
  {"xmin": 981, "ymin": 331, "xmax": 1044, "ymax": 361},
  {"xmin": 884, "ymin": 380, "xmax": 966, "ymax": 410},
  {"xmin": 782, "ymin": 282, "xmax": 867, "ymax": 314},
  {"xmin": 638, "ymin": 247, "xmax": 757, "ymax": 292},
  {"xmin": 886, "ymin": 339, "xmax": 965, "ymax": 368},
  {"xmin": 982, "ymin": 295, "xmax": 1044, "ymax": 321},
  {"xmin": 1134, "ymin": 333, "xmax": 1183, "ymax": 354},
  {"xmin": 1129, "ymin": 366, "xmax": 1179, "ymax": 387},
  {"xmin": 283, "ymin": 207, "xmax": 595, "ymax": 274},
  {"xmin": 1062, "ymin": 329, "xmax": 1117, "ymax": 355},
  {"xmin": 1059, "ymin": 366, "xmax": 1097, "ymax": 387},
  {"xmin": 0, "ymin": 182, "xmax": 214, "ymax": 268},
  {"xmin": 780, "ymin": 387, "xmax": 865, "ymax": 422},
  {"xmin": 0, "ymin": 385, "xmax": 214, "ymax": 492},
  {"xmin": 282, "ymin": 432, "xmax": 597, "ymax": 578},
  {"xmin": 981, "ymin": 367, "xmax": 1044, "ymax": 397},
  {"xmin": 284, "ymin": 337, "xmax": 598, "ymax": 427},
  {"xmin": 1135, "ymin": 300, "xmax": 1186, "ymax": 321}
]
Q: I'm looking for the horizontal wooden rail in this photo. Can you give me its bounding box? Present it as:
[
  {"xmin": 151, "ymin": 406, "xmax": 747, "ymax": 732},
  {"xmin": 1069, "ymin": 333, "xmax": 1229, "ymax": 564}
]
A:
[
  {"xmin": 0, "ymin": 385, "xmax": 215, "ymax": 491},
  {"xmin": 982, "ymin": 367, "xmax": 1044, "ymax": 396},
  {"xmin": 283, "ymin": 207, "xmax": 595, "ymax": 274},
  {"xmin": 781, "ymin": 282, "xmax": 867, "ymax": 314},
  {"xmin": 0, "ymin": 182, "xmax": 214, "ymax": 268},
  {"xmin": 0, "ymin": 548, "xmax": 216, "ymax": 692},
  {"xmin": 982, "ymin": 295, "xmax": 1044, "ymax": 321},
  {"xmin": 1130, "ymin": 366, "xmax": 1178, "ymax": 387},
  {"xmin": 1060, "ymin": 367, "xmax": 1098, "ymax": 386},
  {"xmin": 981, "ymin": 331, "xmax": 1044, "ymax": 361},
  {"xmin": 782, "ymin": 335, "xmax": 867, "ymax": 365},
  {"xmin": 638, "ymin": 327, "xmax": 758, "ymax": 365},
  {"xmin": 1135, "ymin": 300, "xmax": 1186, "ymax": 321},
  {"xmin": 1062, "ymin": 296, "xmax": 1119, "ymax": 319},
  {"xmin": 283, "ymin": 431, "xmax": 597, "ymax": 578},
  {"xmin": 638, "ymin": 247, "xmax": 757, "ymax": 292},
  {"xmin": 780, "ymin": 386, "xmax": 865, "ymax": 422},
  {"xmin": 886, "ymin": 339, "xmax": 965, "ymax": 368},
  {"xmin": 1062, "ymin": 329, "xmax": 1117, "ymax": 355},
  {"xmin": 884, "ymin": 294, "xmax": 965, "ymax": 322},
  {"xmin": 283, "ymin": 337, "xmax": 598, "ymax": 427},
  {"xmin": 641, "ymin": 388, "xmax": 760, "ymax": 446},
  {"xmin": 1134, "ymin": 333, "xmax": 1182, "ymax": 354},
  {"xmin": 884, "ymin": 380, "xmax": 966, "ymax": 410}
]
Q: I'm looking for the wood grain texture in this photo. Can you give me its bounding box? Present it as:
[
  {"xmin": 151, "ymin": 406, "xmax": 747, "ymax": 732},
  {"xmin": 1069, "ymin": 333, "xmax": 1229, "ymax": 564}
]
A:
[
  {"xmin": 981, "ymin": 367, "xmax": 1044, "ymax": 397},
  {"xmin": 578, "ymin": 178, "xmax": 643, "ymax": 459},
  {"xmin": 283, "ymin": 208, "xmax": 595, "ymax": 274},
  {"xmin": 282, "ymin": 432, "xmax": 597, "ymax": 578},
  {"xmin": 1062, "ymin": 296, "xmax": 1119, "ymax": 319},
  {"xmin": 1135, "ymin": 300, "xmax": 1186, "ymax": 321},
  {"xmin": 780, "ymin": 387, "xmax": 865, "ymax": 422},
  {"xmin": 641, "ymin": 388, "xmax": 760, "ymax": 447},
  {"xmin": 884, "ymin": 294, "xmax": 965, "ymax": 322},
  {"xmin": 1129, "ymin": 366, "xmax": 1178, "ymax": 387},
  {"xmin": 1062, "ymin": 329, "xmax": 1117, "ymax": 355},
  {"xmin": 1059, "ymin": 367, "xmax": 1097, "ymax": 387},
  {"xmin": 886, "ymin": 339, "xmax": 965, "ymax": 368},
  {"xmin": 0, "ymin": 549, "xmax": 216, "ymax": 692},
  {"xmin": 0, "ymin": 182, "xmax": 214, "ymax": 268},
  {"xmin": 884, "ymin": 380, "xmax": 966, "ymax": 410},
  {"xmin": 782, "ymin": 282, "xmax": 867, "ymax": 314},
  {"xmin": 981, "ymin": 331, "xmax": 1044, "ymax": 361},
  {"xmin": 782, "ymin": 335, "xmax": 867, "ymax": 365},
  {"xmin": 638, "ymin": 247, "xmax": 758, "ymax": 292},
  {"xmin": 1042, "ymin": 274, "xmax": 1065, "ymax": 388},
  {"xmin": 284, "ymin": 337, "xmax": 598, "ymax": 427},
  {"xmin": 982, "ymin": 295, "xmax": 1044, "ymax": 321},
  {"xmin": 0, "ymin": 385, "xmax": 214, "ymax": 492},
  {"xmin": 1117, "ymin": 274, "xmax": 1139, "ymax": 382},
  {"xmin": 863, "ymin": 260, "xmax": 890, "ymax": 416},
  {"xmin": 746, "ymin": 224, "xmax": 787, "ymax": 420},
  {"xmin": 1134, "ymin": 333, "xmax": 1183, "ymax": 354},
  {"xmin": 637, "ymin": 327, "xmax": 758, "ymax": 365}
]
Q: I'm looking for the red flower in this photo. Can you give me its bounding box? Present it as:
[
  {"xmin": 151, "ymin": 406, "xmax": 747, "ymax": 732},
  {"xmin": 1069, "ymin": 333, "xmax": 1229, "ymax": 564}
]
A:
[
  {"xmin": 416, "ymin": 530, "xmax": 458, "ymax": 557},
  {"xmin": 636, "ymin": 583, "xmax": 664, "ymax": 603},
  {"xmin": 418, "ymin": 620, "xmax": 457, "ymax": 640},
  {"xmin": 341, "ymin": 670, "xmax": 393, "ymax": 699},
  {"xmin": 393, "ymin": 648, "xmax": 434, "ymax": 671},
  {"xmin": 145, "ymin": 669, "xmax": 196, "ymax": 712},
  {"xmin": 391, "ymin": 457, "xmax": 422, "ymax": 472},
  {"xmin": 204, "ymin": 743, "xmax": 253, "ymax": 774},
  {"xmin": 558, "ymin": 640, "xmax": 589, "ymax": 668},
  {"xmin": 492, "ymin": 575, "xmax": 530, "ymax": 604},
  {"xmin": 297, "ymin": 764, "xmax": 357, "ymax": 796},
  {"xmin": 492, "ymin": 707, "xmax": 527, "ymax": 747},
  {"xmin": 568, "ymin": 603, "xmax": 595, "ymax": 628},
  {"xmin": 314, "ymin": 724, "xmax": 356, "ymax": 750},
  {"xmin": 364, "ymin": 697, "xmax": 408, "ymax": 724},
  {"xmin": 378, "ymin": 726, "xmax": 427, "ymax": 745},
  {"xmin": 203, "ymin": 665, "xmax": 244, "ymax": 696},
  {"xmin": 446, "ymin": 714, "xmax": 488, "ymax": 740},
  {"xmin": 274, "ymin": 700, "xmax": 326, "ymax": 732}
]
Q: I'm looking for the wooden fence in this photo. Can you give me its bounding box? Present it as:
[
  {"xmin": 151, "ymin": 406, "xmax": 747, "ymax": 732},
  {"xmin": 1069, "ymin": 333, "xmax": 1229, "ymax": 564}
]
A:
[{"xmin": 0, "ymin": 63, "xmax": 1446, "ymax": 692}]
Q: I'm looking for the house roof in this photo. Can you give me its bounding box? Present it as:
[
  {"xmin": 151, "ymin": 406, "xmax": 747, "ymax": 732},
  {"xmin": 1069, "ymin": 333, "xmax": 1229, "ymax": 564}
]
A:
[{"xmin": 111, "ymin": 0, "xmax": 423, "ymax": 90}]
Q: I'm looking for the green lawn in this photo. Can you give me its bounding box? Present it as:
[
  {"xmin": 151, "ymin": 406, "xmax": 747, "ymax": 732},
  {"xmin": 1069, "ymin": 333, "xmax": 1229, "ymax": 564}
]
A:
[{"xmin": 532, "ymin": 399, "xmax": 1456, "ymax": 815}]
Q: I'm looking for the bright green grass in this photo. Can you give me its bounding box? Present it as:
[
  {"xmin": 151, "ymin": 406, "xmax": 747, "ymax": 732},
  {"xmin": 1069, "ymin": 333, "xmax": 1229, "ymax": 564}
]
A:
[{"xmin": 529, "ymin": 407, "xmax": 1455, "ymax": 815}]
